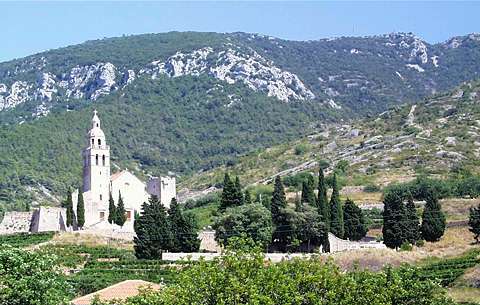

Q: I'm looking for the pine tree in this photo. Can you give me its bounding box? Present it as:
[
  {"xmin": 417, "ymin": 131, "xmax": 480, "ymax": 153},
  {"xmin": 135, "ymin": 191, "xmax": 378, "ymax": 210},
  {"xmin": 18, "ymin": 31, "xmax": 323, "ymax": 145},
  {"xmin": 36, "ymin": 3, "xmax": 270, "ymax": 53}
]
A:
[
  {"xmin": 233, "ymin": 176, "xmax": 244, "ymax": 206},
  {"xmin": 77, "ymin": 191, "xmax": 85, "ymax": 229},
  {"xmin": 382, "ymin": 188, "xmax": 407, "ymax": 249},
  {"xmin": 220, "ymin": 173, "xmax": 236, "ymax": 210},
  {"xmin": 168, "ymin": 198, "xmax": 200, "ymax": 252},
  {"xmin": 301, "ymin": 174, "xmax": 316, "ymax": 205},
  {"xmin": 468, "ymin": 204, "xmax": 480, "ymax": 243},
  {"xmin": 115, "ymin": 191, "xmax": 127, "ymax": 226},
  {"xmin": 244, "ymin": 189, "xmax": 253, "ymax": 204},
  {"xmin": 134, "ymin": 195, "xmax": 173, "ymax": 259},
  {"xmin": 329, "ymin": 174, "xmax": 344, "ymax": 238},
  {"xmin": 65, "ymin": 189, "xmax": 74, "ymax": 228},
  {"xmin": 108, "ymin": 191, "xmax": 116, "ymax": 224},
  {"xmin": 421, "ymin": 191, "xmax": 446, "ymax": 242},
  {"xmin": 271, "ymin": 176, "xmax": 290, "ymax": 250},
  {"xmin": 404, "ymin": 196, "xmax": 420, "ymax": 244},
  {"xmin": 343, "ymin": 198, "xmax": 367, "ymax": 241},
  {"xmin": 317, "ymin": 167, "xmax": 330, "ymax": 231}
]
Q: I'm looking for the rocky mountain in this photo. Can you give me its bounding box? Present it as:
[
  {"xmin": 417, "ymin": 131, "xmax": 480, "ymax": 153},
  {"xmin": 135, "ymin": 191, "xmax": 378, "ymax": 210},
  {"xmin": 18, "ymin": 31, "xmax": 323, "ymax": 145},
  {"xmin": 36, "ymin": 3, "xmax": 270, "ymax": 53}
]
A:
[
  {"xmin": 1, "ymin": 32, "xmax": 480, "ymax": 122},
  {"xmin": 0, "ymin": 31, "xmax": 480, "ymax": 210}
]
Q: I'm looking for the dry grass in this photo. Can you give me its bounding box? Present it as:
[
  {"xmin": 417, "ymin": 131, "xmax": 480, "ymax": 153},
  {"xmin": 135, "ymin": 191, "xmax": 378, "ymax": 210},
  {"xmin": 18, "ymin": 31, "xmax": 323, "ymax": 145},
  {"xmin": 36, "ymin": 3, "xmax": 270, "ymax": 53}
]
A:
[
  {"xmin": 442, "ymin": 198, "xmax": 480, "ymax": 221},
  {"xmin": 50, "ymin": 232, "xmax": 133, "ymax": 250},
  {"xmin": 330, "ymin": 227, "xmax": 476, "ymax": 271},
  {"xmin": 448, "ymin": 287, "xmax": 480, "ymax": 303}
]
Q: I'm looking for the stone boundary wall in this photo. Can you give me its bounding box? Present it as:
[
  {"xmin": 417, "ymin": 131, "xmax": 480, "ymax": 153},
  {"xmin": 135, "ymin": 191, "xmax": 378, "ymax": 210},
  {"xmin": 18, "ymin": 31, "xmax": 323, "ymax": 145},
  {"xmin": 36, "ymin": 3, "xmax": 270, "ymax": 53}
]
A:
[{"xmin": 0, "ymin": 211, "xmax": 34, "ymax": 235}]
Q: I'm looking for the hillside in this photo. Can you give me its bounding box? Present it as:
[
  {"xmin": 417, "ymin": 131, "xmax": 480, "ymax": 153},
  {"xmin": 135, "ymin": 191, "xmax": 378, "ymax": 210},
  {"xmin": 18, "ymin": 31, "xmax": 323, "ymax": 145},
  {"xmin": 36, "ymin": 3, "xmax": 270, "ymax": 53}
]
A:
[
  {"xmin": 1, "ymin": 31, "xmax": 480, "ymax": 210},
  {"xmin": 179, "ymin": 80, "xmax": 480, "ymax": 197}
]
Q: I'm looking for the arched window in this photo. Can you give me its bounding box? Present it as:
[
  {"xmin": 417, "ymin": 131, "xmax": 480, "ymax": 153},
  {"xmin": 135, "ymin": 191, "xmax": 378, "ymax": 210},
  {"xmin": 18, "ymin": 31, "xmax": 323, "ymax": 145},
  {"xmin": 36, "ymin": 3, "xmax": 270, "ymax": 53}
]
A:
[
  {"xmin": 98, "ymin": 139, "xmax": 101, "ymax": 146},
  {"xmin": 95, "ymin": 154, "xmax": 99, "ymax": 166},
  {"xmin": 91, "ymin": 138, "xmax": 94, "ymax": 145},
  {"xmin": 102, "ymin": 155, "xmax": 106, "ymax": 166}
]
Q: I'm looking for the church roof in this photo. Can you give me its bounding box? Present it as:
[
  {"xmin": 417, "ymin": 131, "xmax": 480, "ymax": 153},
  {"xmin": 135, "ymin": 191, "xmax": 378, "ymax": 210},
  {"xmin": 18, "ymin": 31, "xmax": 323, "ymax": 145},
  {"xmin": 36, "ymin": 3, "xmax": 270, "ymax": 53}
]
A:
[{"xmin": 110, "ymin": 170, "xmax": 127, "ymax": 181}]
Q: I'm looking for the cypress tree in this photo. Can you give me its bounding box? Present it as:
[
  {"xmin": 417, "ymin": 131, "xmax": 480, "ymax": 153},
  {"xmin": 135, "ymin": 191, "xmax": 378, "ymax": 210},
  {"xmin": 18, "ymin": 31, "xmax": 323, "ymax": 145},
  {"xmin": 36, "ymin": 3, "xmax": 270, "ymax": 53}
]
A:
[
  {"xmin": 421, "ymin": 191, "xmax": 446, "ymax": 242},
  {"xmin": 108, "ymin": 191, "xmax": 116, "ymax": 224},
  {"xmin": 220, "ymin": 173, "xmax": 236, "ymax": 210},
  {"xmin": 134, "ymin": 195, "xmax": 173, "ymax": 259},
  {"xmin": 233, "ymin": 176, "xmax": 244, "ymax": 206},
  {"xmin": 244, "ymin": 189, "xmax": 253, "ymax": 204},
  {"xmin": 317, "ymin": 167, "xmax": 330, "ymax": 230},
  {"xmin": 301, "ymin": 174, "xmax": 316, "ymax": 205},
  {"xmin": 329, "ymin": 174, "xmax": 344, "ymax": 238},
  {"xmin": 115, "ymin": 191, "xmax": 127, "ymax": 226},
  {"xmin": 468, "ymin": 204, "xmax": 480, "ymax": 243},
  {"xmin": 343, "ymin": 198, "xmax": 367, "ymax": 241},
  {"xmin": 169, "ymin": 198, "xmax": 200, "ymax": 252},
  {"xmin": 382, "ymin": 188, "xmax": 407, "ymax": 249},
  {"xmin": 77, "ymin": 191, "xmax": 85, "ymax": 229},
  {"xmin": 65, "ymin": 189, "xmax": 74, "ymax": 228},
  {"xmin": 271, "ymin": 176, "xmax": 287, "ymax": 220},
  {"xmin": 404, "ymin": 196, "xmax": 420, "ymax": 244}
]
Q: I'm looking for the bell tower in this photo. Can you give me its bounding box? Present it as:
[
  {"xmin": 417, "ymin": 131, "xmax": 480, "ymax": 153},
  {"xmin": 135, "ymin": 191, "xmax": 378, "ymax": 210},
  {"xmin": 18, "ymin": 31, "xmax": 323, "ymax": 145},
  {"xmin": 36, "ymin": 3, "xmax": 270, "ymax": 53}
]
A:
[{"xmin": 82, "ymin": 110, "xmax": 110, "ymax": 211}]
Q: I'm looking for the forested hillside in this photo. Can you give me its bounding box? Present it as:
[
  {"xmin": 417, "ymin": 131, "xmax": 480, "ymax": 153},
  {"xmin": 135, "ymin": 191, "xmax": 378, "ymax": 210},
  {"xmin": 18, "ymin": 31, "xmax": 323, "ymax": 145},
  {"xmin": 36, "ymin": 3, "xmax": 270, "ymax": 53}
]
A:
[{"xmin": 1, "ymin": 31, "xmax": 480, "ymax": 210}]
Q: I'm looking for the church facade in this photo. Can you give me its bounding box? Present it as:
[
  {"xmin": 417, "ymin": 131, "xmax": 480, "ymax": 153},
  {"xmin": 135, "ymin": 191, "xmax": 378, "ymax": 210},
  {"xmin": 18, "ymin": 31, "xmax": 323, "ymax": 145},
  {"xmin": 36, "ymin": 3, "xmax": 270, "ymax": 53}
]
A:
[{"xmin": 73, "ymin": 110, "xmax": 176, "ymax": 233}]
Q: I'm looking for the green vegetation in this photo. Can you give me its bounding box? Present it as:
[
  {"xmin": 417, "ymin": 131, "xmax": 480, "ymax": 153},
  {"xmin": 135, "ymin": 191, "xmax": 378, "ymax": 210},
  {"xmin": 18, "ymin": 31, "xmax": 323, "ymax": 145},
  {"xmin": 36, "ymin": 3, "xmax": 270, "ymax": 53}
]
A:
[
  {"xmin": 168, "ymin": 198, "xmax": 200, "ymax": 252},
  {"xmin": 468, "ymin": 204, "xmax": 480, "ymax": 243},
  {"xmin": 330, "ymin": 173, "xmax": 344, "ymax": 238},
  {"xmin": 40, "ymin": 244, "xmax": 177, "ymax": 296},
  {"xmin": 0, "ymin": 232, "xmax": 54, "ymax": 247},
  {"xmin": 421, "ymin": 192, "xmax": 447, "ymax": 242},
  {"xmin": 343, "ymin": 198, "xmax": 368, "ymax": 241},
  {"xmin": 96, "ymin": 238, "xmax": 455, "ymax": 305},
  {"xmin": 76, "ymin": 191, "xmax": 85, "ymax": 228},
  {"xmin": 0, "ymin": 246, "xmax": 71, "ymax": 305}
]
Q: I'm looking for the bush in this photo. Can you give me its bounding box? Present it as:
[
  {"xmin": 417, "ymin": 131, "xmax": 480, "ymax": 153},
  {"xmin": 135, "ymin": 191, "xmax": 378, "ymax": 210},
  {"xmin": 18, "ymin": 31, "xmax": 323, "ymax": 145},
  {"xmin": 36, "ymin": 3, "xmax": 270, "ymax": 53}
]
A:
[
  {"xmin": 364, "ymin": 184, "xmax": 381, "ymax": 193},
  {"xmin": 294, "ymin": 143, "xmax": 310, "ymax": 155},
  {"xmin": 400, "ymin": 242, "xmax": 413, "ymax": 251},
  {"xmin": 103, "ymin": 238, "xmax": 455, "ymax": 305}
]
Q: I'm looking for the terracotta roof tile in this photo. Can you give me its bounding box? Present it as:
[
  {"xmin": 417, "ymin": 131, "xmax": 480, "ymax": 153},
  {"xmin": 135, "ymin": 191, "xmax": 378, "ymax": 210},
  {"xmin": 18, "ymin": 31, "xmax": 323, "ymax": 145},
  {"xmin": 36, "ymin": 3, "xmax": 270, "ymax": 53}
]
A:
[{"xmin": 71, "ymin": 280, "xmax": 161, "ymax": 305}]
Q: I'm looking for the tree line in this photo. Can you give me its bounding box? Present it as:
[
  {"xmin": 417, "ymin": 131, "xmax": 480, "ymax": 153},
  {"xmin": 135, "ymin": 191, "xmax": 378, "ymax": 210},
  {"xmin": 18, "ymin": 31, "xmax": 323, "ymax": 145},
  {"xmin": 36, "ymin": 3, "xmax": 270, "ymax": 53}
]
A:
[
  {"xmin": 213, "ymin": 169, "xmax": 368, "ymax": 252},
  {"xmin": 133, "ymin": 196, "xmax": 200, "ymax": 258}
]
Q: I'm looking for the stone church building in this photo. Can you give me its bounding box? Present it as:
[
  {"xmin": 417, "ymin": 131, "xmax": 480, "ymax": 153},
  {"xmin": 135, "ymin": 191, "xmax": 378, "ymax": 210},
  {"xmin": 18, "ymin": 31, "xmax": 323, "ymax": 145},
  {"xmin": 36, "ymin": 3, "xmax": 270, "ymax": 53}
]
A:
[{"xmin": 0, "ymin": 111, "xmax": 176, "ymax": 235}]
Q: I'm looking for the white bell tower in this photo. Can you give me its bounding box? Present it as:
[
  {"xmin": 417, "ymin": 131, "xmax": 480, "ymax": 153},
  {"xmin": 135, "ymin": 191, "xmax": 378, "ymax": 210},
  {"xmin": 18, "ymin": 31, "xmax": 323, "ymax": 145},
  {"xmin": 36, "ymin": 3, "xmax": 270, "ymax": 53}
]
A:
[{"xmin": 82, "ymin": 110, "xmax": 110, "ymax": 217}]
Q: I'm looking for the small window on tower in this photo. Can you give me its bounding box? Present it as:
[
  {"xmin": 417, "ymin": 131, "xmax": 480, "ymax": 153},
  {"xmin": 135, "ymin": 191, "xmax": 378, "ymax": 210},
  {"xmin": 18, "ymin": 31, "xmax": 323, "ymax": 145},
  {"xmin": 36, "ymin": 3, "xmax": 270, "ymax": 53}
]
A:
[
  {"xmin": 100, "ymin": 212, "xmax": 105, "ymax": 220},
  {"xmin": 96, "ymin": 154, "xmax": 99, "ymax": 165},
  {"xmin": 102, "ymin": 155, "xmax": 106, "ymax": 166},
  {"xmin": 98, "ymin": 139, "xmax": 101, "ymax": 146},
  {"xmin": 100, "ymin": 194, "xmax": 103, "ymax": 201},
  {"xmin": 96, "ymin": 123, "xmax": 99, "ymax": 127},
  {"xmin": 91, "ymin": 139, "xmax": 94, "ymax": 145}
]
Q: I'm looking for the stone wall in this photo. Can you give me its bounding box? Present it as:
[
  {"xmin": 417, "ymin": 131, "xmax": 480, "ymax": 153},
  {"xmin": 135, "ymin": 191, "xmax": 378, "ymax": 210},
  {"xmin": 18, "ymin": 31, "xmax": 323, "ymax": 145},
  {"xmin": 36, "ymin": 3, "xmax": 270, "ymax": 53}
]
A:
[
  {"xmin": 31, "ymin": 207, "xmax": 67, "ymax": 232},
  {"xmin": 0, "ymin": 211, "xmax": 34, "ymax": 234}
]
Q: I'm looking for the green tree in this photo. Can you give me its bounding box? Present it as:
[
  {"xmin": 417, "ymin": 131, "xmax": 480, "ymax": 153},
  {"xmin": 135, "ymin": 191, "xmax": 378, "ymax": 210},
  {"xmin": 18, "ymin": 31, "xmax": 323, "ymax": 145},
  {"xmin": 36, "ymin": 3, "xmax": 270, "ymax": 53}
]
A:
[
  {"xmin": 77, "ymin": 190, "xmax": 85, "ymax": 229},
  {"xmin": 115, "ymin": 191, "xmax": 127, "ymax": 226},
  {"xmin": 169, "ymin": 198, "xmax": 200, "ymax": 252},
  {"xmin": 219, "ymin": 173, "xmax": 236, "ymax": 211},
  {"xmin": 244, "ymin": 189, "xmax": 252, "ymax": 204},
  {"xmin": 343, "ymin": 198, "xmax": 367, "ymax": 241},
  {"xmin": 317, "ymin": 167, "xmax": 331, "ymax": 252},
  {"xmin": 271, "ymin": 176, "xmax": 287, "ymax": 221},
  {"xmin": 404, "ymin": 196, "xmax": 420, "ymax": 244},
  {"xmin": 421, "ymin": 192, "xmax": 446, "ymax": 242},
  {"xmin": 468, "ymin": 204, "xmax": 480, "ymax": 243},
  {"xmin": 0, "ymin": 246, "xmax": 71, "ymax": 305},
  {"xmin": 134, "ymin": 195, "xmax": 173, "ymax": 259},
  {"xmin": 65, "ymin": 189, "xmax": 74, "ymax": 228},
  {"xmin": 213, "ymin": 203, "xmax": 273, "ymax": 249},
  {"xmin": 111, "ymin": 238, "xmax": 454, "ymax": 305},
  {"xmin": 382, "ymin": 187, "xmax": 408, "ymax": 249},
  {"xmin": 233, "ymin": 176, "xmax": 244, "ymax": 206},
  {"xmin": 300, "ymin": 173, "xmax": 315, "ymax": 205},
  {"xmin": 108, "ymin": 191, "xmax": 116, "ymax": 224},
  {"xmin": 329, "ymin": 173, "xmax": 344, "ymax": 238}
]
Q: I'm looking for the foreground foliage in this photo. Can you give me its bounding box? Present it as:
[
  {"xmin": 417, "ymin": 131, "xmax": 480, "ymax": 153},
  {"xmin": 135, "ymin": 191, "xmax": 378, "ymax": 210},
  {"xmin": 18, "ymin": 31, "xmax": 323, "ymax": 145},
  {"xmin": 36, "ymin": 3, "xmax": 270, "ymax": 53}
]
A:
[
  {"xmin": 101, "ymin": 238, "xmax": 454, "ymax": 305},
  {"xmin": 0, "ymin": 231, "xmax": 54, "ymax": 247},
  {"xmin": 0, "ymin": 246, "xmax": 71, "ymax": 305}
]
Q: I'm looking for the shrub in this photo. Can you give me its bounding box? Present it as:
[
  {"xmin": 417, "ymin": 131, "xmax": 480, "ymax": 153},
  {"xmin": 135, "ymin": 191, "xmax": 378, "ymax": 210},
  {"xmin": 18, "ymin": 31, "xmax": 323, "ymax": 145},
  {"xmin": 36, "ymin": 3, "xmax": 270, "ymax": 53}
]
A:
[{"xmin": 364, "ymin": 184, "xmax": 381, "ymax": 193}]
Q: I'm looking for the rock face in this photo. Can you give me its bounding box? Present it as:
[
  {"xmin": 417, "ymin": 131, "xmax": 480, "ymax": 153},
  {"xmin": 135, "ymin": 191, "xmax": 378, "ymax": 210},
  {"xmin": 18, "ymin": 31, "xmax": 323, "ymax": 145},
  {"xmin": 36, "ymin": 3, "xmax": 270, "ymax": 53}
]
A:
[{"xmin": 140, "ymin": 47, "xmax": 315, "ymax": 102}]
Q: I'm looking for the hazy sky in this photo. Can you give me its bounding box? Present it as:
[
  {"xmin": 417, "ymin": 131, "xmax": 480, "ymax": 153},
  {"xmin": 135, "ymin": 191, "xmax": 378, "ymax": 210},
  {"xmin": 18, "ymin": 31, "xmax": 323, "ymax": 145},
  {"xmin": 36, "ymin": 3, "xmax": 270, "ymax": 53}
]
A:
[{"xmin": 1, "ymin": 1, "xmax": 479, "ymax": 62}]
